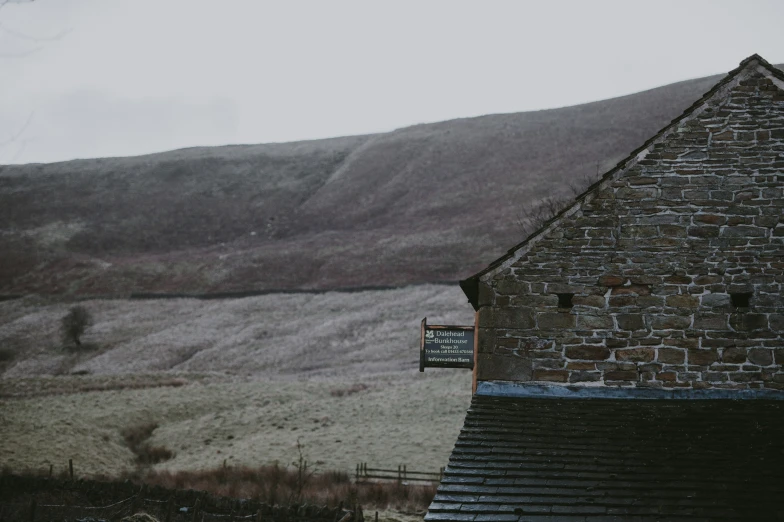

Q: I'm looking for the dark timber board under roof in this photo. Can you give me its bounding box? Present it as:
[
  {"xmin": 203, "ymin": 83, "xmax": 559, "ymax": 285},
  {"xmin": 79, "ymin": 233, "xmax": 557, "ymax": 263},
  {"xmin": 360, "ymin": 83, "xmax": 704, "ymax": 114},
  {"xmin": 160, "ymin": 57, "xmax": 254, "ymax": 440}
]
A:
[
  {"xmin": 425, "ymin": 395, "xmax": 784, "ymax": 521},
  {"xmin": 459, "ymin": 54, "xmax": 784, "ymax": 310}
]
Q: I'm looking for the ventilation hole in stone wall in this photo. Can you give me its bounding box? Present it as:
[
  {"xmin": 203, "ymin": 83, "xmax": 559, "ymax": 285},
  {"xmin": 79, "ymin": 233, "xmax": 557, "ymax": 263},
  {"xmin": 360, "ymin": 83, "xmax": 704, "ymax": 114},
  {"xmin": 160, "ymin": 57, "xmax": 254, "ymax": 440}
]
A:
[
  {"xmin": 730, "ymin": 292, "xmax": 752, "ymax": 308},
  {"xmin": 557, "ymin": 293, "xmax": 574, "ymax": 309}
]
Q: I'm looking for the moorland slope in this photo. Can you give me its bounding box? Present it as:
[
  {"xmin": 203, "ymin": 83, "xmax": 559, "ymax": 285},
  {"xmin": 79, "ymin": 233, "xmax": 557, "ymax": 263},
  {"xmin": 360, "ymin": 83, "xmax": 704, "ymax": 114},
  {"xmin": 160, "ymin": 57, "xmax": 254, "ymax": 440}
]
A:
[{"xmin": 4, "ymin": 67, "xmax": 775, "ymax": 295}]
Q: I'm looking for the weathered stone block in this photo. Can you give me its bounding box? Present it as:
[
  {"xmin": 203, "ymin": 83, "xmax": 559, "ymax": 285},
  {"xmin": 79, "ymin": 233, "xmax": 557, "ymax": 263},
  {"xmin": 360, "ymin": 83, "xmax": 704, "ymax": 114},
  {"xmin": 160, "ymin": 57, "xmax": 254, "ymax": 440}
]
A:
[
  {"xmin": 659, "ymin": 225, "xmax": 687, "ymax": 237},
  {"xmin": 612, "ymin": 284, "xmax": 651, "ymax": 296},
  {"xmin": 687, "ymin": 226, "xmax": 720, "ymax": 238},
  {"xmin": 476, "ymin": 353, "xmax": 532, "ymax": 381},
  {"xmin": 658, "ymin": 348, "xmax": 686, "ymax": 364},
  {"xmin": 537, "ymin": 312, "xmax": 575, "ymax": 329},
  {"xmin": 495, "ymin": 280, "xmax": 528, "ymax": 295},
  {"xmin": 624, "ymin": 225, "xmax": 658, "ymax": 238},
  {"xmin": 569, "ymin": 371, "xmax": 601, "ymax": 383},
  {"xmin": 664, "ymin": 338, "xmax": 698, "ymax": 349},
  {"xmin": 533, "ymin": 359, "xmax": 564, "ymax": 369},
  {"xmin": 477, "ymin": 327, "xmax": 496, "ymax": 353},
  {"xmin": 604, "ymin": 370, "xmax": 637, "ymax": 381},
  {"xmin": 703, "ymin": 338, "xmax": 734, "ymax": 348},
  {"xmin": 548, "ymin": 283, "xmax": 582, "ymax": 294},
  {"xmin": 694, "ymin": 275, "xmax": 723, "ymax": 285},
  {"xmin": 598, "ymin": 275, "xmax": 626, "ymax": 287},
  {"xmin": 477, "ymin": 282, "xmax": 495, "ymax": 306},
  {"xmin": 702, "ymin": 372, "xmax": 728, "ymax": 382},
  {"xmin": 566, "ymin": 362, "xmax": 597, "ymax": 370},
  {"xmin": 689, "ymin": 349, "xmax": 719, "ymax": 365},
  {"xmin": 748, "ymin": 348, "xmax": 773, "ymax": 366},
  {"xmin": 730, "ymin": 313, "xmax": 769, "ymax": 331},
  {"xmin": 513, "ymin": 294, "xmax": 558, "ymax": 307},
  {"xmin": 650, "ymin": 315, "xmax": 692, "ymax": 330},
  {"xmin": 666, "ymin": 295, "xmax": 700, "ymax": 308},
  {"xmin": 565, "ymin": 345, "xmax": 610, "ymax": 360},
  {"xmin": 478, "ymin": 308, "xmax": 495, "ymax": 328},
  {"xmin": 616, "ymin": 187, "xmax": 658, "ymax": 199},
  {"xmin": 609, "ymin": 295, "xmax": 637, "ymax": 307},
  {"xmin": 629, "ymin": 275, "xmax": 663, "ymax": 285},
  {"xmin": 637, "ymin": 295, "xmax": 665, "ymax": 308},
  {"xmin": 694, "ymin": 214, "xmax": 727, "ymax": 225},
  {"xmin": 577, "ymin": 314, "xmax": 614, "ymax": 330},
  {"xmin": 616, "ymin": 314, "xmax": 645, "ymax": 331},
  {"xmin": 532, "ymin": 369, "xmax": 568, "ymax": 382},
  {"xmin": 730, "ymin": 371, "xmax": 761, "ymax": 383},
  {"xmin": 606, "ymin": 338, "xmax": 629, "ymax": 348},
  {"xmin": 519, "ymin": 337, "xmax": 555, "ymax": 354},
  {"xmin": 572, "ymin": 295, "xmax": 606, "ymax": 308},
  {"xmin": 615, "ymin": 348, "xmax": 655, "ymax": 362},
  {"xmin": 693, "ymin": 313, "xmax": 729, "ymax": 330},
  {"xmin": 720, "ymin": 226, "xmax": 767, "ymax": 238},
  {"xmin": 495, "ymin": 308, "xmax": 534, "ymax": 328},
  {"xmin": 701, "ymin": 293, "xmax": 731, "ymax": 308}
]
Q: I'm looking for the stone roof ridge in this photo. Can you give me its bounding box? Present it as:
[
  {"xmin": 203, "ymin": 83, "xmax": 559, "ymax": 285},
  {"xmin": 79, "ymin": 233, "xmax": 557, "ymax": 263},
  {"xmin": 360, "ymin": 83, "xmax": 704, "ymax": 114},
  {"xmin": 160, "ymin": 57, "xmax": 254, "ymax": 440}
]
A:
[{"xmin": 460, "ymin": 53, "xmax": 784, "ymax": 309}]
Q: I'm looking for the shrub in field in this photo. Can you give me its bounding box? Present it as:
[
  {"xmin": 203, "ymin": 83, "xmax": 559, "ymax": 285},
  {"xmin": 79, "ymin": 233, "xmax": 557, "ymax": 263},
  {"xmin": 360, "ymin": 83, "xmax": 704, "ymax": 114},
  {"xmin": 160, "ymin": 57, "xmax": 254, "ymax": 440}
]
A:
[
  {"xmin": 330, "ymin": 383, "xmax": 369, "ymax": 397},
  {"xmin": 60, "ymin": 305, "xmax": 91, "ymax": 348},
  {"xmin": 121, "ymin": 422, "xmax": 174, "ymax": 465},
  {"xmin": 135, "ymin": 464, "xmax": 437, "ymax": 511},
  {"xmin": 0, "ymin": 347, "xmax": 16, "ymax": 362}
]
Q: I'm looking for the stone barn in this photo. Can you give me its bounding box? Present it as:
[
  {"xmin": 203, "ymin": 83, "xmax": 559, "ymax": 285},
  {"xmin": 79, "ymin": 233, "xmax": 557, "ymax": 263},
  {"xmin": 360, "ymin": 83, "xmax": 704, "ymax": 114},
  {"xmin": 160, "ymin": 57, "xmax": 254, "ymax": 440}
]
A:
[{"xmin": 426, "ymin": 54, "xmax": 784, "ymax": 521}]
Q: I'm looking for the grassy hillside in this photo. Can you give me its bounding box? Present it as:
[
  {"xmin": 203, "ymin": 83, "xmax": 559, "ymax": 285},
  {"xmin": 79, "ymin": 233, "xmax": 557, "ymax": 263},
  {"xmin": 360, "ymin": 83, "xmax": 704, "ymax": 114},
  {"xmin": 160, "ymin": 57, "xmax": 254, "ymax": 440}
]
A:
[
  {"xmin": 4, "ymin": 67, "xmax": 775, "ymax": 296},
  {"xmin": 0, "ymin": 286, "xmax": 474, "ymax": 478},
  {"xmin": 0, "ymin": 284, "xmax": 473, "ymax": 379}
]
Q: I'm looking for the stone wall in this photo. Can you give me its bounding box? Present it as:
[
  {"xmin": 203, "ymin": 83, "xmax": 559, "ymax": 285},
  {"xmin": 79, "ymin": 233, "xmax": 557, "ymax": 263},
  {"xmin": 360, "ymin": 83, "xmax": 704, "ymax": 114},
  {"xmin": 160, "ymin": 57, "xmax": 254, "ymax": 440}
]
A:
[{"xmin": 475, "ymin": 65, "xmax": 784, "ymax": 390}]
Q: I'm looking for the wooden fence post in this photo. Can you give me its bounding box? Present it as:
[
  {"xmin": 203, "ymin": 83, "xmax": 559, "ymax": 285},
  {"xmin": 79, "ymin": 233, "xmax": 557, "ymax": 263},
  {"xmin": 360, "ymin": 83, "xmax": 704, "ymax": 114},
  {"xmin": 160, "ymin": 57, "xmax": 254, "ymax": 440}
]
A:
[
  {"xmin": 375, "ymin": 511, "xmax": 378, "ymax": 522},
  {"xmin": 132, "ymin": 484, "xmax": 145, "ymax": 514},
  {"xmin": 191, "ymin": 497, "xmax": 201, "ymax": 522},
  {"xmin": 355, "ymin": 464, "xmax": 359, "ymax": 481},
  {"xmin": 403, "ymin": 465, "xmax": 406, "ymax": 481},
  {"xmin": 48, "ymin": 465, "xmax": 53, "ymax": 478},
  {"xmin": 164, "ymin": 495, "xmax": 174, "ymax": 522},
  {"xmin": 256, "ymin": 507, "xmax": 263, "ymax": 522},
  {"xmin": 68, "ymin": 459, "xmax": 73, "ymax": 480},
  {"xmin": 29, "ymin": 499, "xmax": 36, "ymax": 522}
]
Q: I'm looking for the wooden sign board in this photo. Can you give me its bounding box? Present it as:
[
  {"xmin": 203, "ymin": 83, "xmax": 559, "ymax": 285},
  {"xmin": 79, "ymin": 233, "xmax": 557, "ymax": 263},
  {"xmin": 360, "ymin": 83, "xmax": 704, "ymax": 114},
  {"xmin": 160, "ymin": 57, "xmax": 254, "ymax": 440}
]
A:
[{"xmin": 419, "ymin": 317, "xmax": 475, "ymax": 372}]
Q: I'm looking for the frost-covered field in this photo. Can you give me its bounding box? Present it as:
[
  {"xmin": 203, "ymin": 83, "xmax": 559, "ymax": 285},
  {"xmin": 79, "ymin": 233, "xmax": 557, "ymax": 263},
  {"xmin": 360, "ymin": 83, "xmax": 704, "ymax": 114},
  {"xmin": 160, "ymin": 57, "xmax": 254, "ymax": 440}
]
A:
[
  {"xmin": 0, "ymin": 285, "xmax": 473, "ymax": 378},
  {"xmin": 0, "ymin": 285, "xmax": 474, "ymax": 479}
]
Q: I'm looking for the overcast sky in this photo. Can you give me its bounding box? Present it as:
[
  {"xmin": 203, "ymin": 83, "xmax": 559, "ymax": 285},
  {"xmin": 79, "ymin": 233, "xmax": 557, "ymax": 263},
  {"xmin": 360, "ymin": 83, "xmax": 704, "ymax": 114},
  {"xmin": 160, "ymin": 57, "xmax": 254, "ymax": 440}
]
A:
[{"xmin": 1, "ymin": 0, "xmax": 784, "ymax": 165}]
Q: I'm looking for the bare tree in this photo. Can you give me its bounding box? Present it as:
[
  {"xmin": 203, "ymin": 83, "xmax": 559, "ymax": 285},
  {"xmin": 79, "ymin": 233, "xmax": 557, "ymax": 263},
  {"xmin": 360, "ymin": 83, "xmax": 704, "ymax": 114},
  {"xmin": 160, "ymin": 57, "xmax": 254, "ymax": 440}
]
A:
[
  {"xmin": 61, "ymin": 305, "xmax": 91, "ymax": 348},
  {"xmin": 516, "ymin": 171, "xmax": 600, "ymax": 236}
]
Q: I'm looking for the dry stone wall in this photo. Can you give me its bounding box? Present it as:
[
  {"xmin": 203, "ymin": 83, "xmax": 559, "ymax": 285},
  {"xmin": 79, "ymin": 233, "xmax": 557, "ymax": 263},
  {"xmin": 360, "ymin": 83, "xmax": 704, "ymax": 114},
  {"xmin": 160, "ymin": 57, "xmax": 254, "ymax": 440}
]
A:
[{"xmin": 476, "ymin": 67, "xmax": 784, "ymax": 390}]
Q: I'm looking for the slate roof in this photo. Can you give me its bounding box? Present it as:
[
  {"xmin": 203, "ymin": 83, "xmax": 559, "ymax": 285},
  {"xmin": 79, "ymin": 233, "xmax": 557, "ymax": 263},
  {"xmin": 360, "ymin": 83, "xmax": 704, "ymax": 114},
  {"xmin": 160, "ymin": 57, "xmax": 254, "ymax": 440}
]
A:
[
  {"xmin": 459, "ymin": 53, "xmax": 784, "ymax": 310},
  {"xmin": 425, "ymin": 395, "xmax": 784, "ymax": 521}
]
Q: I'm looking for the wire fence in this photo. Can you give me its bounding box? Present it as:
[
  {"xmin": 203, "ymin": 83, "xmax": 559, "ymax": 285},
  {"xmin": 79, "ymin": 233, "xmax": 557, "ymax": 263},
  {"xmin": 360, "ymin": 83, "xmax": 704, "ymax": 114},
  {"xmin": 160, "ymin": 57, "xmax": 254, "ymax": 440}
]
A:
[
  {"xmin": 0, "ymin": 482, "xmax": 361, "ymax": 522},
  {"xmin": 354, "ymin": 463, "xmax": 444, "ymax": 484}
]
